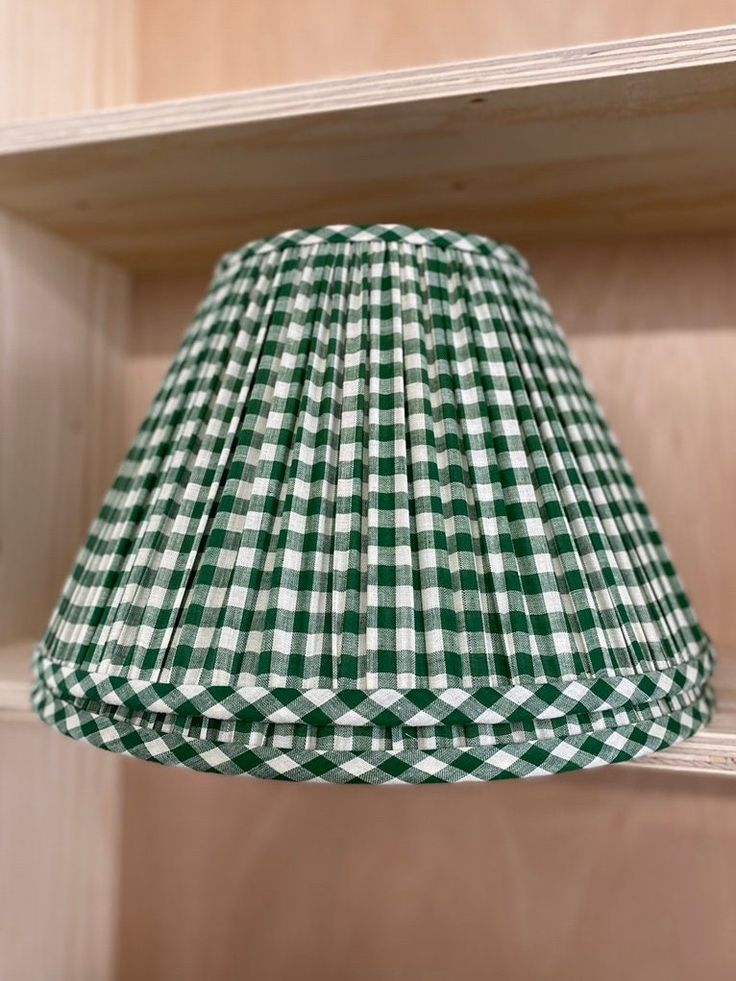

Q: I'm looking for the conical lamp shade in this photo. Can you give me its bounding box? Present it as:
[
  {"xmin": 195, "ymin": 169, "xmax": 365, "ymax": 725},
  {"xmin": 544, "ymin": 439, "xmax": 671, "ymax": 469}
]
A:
[{"xmin": 33, "ymin": 225, "xmax": 715, "ymax": 783}]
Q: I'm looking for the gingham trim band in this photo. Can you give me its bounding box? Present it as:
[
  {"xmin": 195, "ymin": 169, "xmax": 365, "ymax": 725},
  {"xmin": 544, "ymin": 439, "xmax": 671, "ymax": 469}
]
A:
[
  {"xmin": 34, "ymin": 640, "xmax": 713, "ymax": 727},
  {"xmin": 33, "ymin": 679, "xmax": 714, "ymax": 783},
  {"xmin": 217, "ymin": 224, "xmax": 530, "ymax": 268}
]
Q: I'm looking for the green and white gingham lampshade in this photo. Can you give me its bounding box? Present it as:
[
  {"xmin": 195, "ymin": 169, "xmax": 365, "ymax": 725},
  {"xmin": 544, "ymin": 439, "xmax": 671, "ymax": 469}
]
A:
[{"xmin": 33, "ymin": 225, "xmax": 715, "ymax": 783}]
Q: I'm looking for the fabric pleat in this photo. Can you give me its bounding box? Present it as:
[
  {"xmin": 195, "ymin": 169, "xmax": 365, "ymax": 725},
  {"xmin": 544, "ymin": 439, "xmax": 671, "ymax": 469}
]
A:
[{"xmin": 33, "ymin": 225, "xmax": 715, "ymax": 782}]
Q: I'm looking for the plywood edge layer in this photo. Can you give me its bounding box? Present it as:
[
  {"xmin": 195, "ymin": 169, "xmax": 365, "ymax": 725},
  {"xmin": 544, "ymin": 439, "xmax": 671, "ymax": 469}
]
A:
[
  {"xmin": 1, "ymin": 24, "xmax": 735, "ymax": 155},
  {"xmin": 630, "ymin": 728, "xmax": 736, "ymax": 775}
]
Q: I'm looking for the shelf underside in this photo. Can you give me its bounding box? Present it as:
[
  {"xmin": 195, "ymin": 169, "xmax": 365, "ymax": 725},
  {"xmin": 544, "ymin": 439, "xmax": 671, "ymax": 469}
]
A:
[
  {"xmin": 0, "ymin": 27, "xmax": 736, "ymax": 270},
  {"xmin": 2, "ymin": 641, "xmax": 734, "ymax": 777}
]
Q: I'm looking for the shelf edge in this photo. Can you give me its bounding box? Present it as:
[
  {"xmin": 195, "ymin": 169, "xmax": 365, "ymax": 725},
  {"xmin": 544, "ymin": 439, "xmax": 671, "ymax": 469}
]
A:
[{"xmin": 1, "ymin": 25, "xmax": 736, "ymax": 155}]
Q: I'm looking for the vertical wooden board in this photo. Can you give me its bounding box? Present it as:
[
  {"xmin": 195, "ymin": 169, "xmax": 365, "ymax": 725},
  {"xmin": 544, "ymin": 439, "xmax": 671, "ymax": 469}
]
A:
[
  {"xmin": 137, "ymin": 0, "xmax": 736, "ymax": 100},
  {"xmin": 0, "ymin": 214, "xmax": 130, "ymax": 642},
  {"xmin": 0, "ymin": 8, "xmax": 135, "ymax": 979},
  {"xmin": 0, "ymin": 721, "xmax": 121, "ymax": 981},
  {"xmin": 116, "ymin": 762, "xmax": 736, "ymax": 981}
]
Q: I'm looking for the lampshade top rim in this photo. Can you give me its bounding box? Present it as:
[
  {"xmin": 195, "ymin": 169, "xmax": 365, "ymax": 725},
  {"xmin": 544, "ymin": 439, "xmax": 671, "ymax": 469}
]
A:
[{"xmin": 217, "ymin": 223, "xmax": 528, "ymax": 269}]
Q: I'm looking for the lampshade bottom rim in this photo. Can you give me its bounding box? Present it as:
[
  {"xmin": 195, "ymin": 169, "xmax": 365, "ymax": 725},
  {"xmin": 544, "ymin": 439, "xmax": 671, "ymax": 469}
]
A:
[
  {"xmin": 31, "ymin": 678, "xmax": 714, "ymax": 784},
  {"xmin": 33, "ymin": 639, "xmax": 715, "ymax": 729}
]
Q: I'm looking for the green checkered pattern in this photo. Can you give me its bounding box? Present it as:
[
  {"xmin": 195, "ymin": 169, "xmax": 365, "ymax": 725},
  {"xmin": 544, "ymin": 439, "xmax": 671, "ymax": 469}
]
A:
[{"xmin": 32, "ymin": 224, "xmax": 715, "ymax": 782}]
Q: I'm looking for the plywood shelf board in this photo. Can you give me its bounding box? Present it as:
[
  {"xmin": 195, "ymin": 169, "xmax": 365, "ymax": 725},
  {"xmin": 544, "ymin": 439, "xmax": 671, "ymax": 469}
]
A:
[
  {"xmin": 1, "ymin": 26, "xmax": 736, "ymax": 269},
  {"xmin": 4, "ymin": 26, "xmax": 736, "ymax": 151},
  {"xmin": 2, "ymin": 639, "xmax": 735, "ymax": 776}
]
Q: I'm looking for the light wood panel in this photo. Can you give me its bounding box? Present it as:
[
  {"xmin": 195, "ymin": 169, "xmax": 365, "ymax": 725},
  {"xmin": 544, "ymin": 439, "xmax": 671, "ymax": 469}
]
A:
[
  {"xmin": 0, "ymin": 0, "xmax": 136, "ymax": 124},
  {"xmin": 2, "ymin": 28, "xmax": 736, "ymax": 269},
  {"xmin": 125, "ymin": 270, "xmax": 209, "ymax": 437},
  {"xmin": 137, "ymin": 0, "xmax": 736, "ymax": 99},
  {"xmin": 0, "ymin": 639, "xmax": 33, "ymax": 716},
  {"xmin": 0, "ymin": 7, "xmax": 134, "ymax": 980},
  {"xmin": 0, "ymin": 214, "xmax": 130, "ymax": 644},
  {"xmin": 117, "ymin": 760, "xmax": 736, "ymax": 981},
  {"xmin": 0, "ymin": 216, "xmax": 129, "ymax": 981},
  {"xmin": 525, "ymin": 233, "xmax": 736, "ymax": 335},
  {"xmin": 0, "ymin": 721, "xmax": 122, "ymax": 981}
]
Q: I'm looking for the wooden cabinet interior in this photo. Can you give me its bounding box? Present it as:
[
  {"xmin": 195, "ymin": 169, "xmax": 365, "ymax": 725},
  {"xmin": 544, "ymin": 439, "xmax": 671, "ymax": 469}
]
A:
[{"xmin": 1, "ymin": 6, "xmax": 735, "ymax": 980}]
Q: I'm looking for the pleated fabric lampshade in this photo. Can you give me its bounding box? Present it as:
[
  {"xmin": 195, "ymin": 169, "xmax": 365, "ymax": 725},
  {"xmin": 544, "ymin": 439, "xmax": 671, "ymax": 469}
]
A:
[{"xmin": 33, "ymin": 225, "xmax": 715, "ymax": 783}]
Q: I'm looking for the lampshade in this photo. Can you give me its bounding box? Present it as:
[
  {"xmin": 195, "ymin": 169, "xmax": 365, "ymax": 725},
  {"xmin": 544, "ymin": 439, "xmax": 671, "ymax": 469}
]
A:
[{"xmin": 32, "ymin": 225, "xmax": 715, "ymax": 783}]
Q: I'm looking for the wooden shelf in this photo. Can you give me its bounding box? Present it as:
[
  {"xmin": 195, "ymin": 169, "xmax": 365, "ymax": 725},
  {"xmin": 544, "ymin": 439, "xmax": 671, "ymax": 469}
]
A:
[
  {"xmin": 0, "ymin": 27, "xmax": 736, "ymax": 270},
  {"xmin": 2, "ymin": 639, "xmax": 734, "ymax": 776}
]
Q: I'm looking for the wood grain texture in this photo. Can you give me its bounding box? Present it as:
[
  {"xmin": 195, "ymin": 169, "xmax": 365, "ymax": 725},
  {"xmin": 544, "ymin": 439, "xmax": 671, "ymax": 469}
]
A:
[
  {"xmin": 2, "ymin": 29, "xmax": 736, "ymax": 269},
  {"xmin": 137, "ymin": 0, "xmax": 736, "ymax": 99},
  {"xmin": 0, "ymin": 0, "xmax": 136, "ymax": 125},
  {"xmin": 0, "ymin": 216, "xmax": 129, "ymax": 981},
  {"xmin": 116, "ymin": 760, "xmax": 736, "ymax": 981},
  {"xmin": 0, "ymin": 214, "xmax": 130, "ymax": 644},
  {"xmin": 0, "ymin": 719, "xmax": 121, "ymax": 981}
]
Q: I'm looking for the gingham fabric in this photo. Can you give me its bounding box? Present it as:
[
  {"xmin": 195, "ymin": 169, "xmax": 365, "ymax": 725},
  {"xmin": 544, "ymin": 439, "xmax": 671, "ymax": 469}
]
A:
[{"xmin": 32, "ymin": 224, "xmax": 715, "ymax": 783}]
